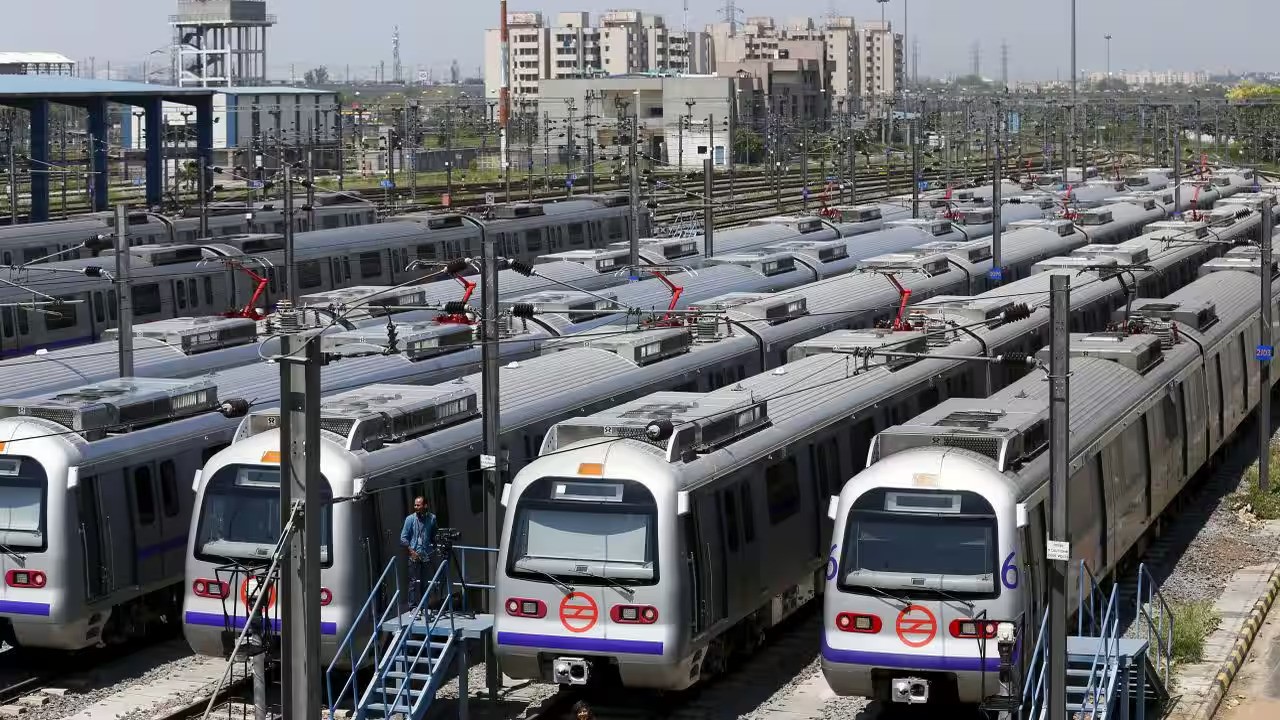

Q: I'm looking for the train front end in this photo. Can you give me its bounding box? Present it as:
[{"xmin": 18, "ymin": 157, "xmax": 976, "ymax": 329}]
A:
[
  {"xmin": 494, "ymin": 441, "xmax": 690, "ymax": 690},
  {"xmin": 822, "ymin": 448, "xmax": 1020, "ymax": 706},
  {"xmin": 183, "ymin": 429, "xmax": 358, "ymax": 665}
]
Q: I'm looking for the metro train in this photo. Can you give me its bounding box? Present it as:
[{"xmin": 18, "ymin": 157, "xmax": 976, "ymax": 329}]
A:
[
  {"xmin": 821, "ymin": 268, "xmax": 1277, "ymax": 708},
  {"xmin": 178, "ymin": 201, "xmax": 1249, "ymax": 668},
  {"xmin": 483, "ymin": 211, "xmax": 1264, "ymax": 691},
  {"xmin": 0, "ymin": 197, "xmax": 645, "ymax": 357},
  {"xmin": 0, "ymin": 209, "xmax": 1061, "ymax": 652},
  {"xmin": 0, "ymin": 194, "xmax": 377, "ymax": 267}
]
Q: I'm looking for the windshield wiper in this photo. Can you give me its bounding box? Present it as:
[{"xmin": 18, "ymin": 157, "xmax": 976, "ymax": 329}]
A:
[
  {"xmin": 852, "ymin": 581, "xmax": 910, "ymax": 608},
  {"xmin": 571, "ymin": 568, "xmax": 635, "ymax": 597},
  {"xmin": 926, "ymin": 585, "xmax": 976, "ymax": 613},
  {"xmin": 515, "ymin": 563, "xmax": 575, "ymax": 595},
  {"xmin": 0, "ymin": 542, "xmax": 25, "ymax": 565}
]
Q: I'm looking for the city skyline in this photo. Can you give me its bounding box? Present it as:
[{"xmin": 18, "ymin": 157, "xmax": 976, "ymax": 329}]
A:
[{"xmin": 3, "ymin": 0, "xmax": 1273, "ymax": 83}]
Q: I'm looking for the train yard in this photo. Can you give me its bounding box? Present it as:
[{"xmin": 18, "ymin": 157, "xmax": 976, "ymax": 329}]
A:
[{"xmin": 3, "ymin": 67, "xmax": 1280, "ymax": 720}]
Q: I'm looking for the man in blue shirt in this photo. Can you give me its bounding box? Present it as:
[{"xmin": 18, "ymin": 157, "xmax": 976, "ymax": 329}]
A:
[{"xmin": 400, "ymin": 496, "xmax": 438, "ymax": 613}]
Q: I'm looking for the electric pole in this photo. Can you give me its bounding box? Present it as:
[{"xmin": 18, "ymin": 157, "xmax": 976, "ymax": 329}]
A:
[
  {"xmin": 476, "ymin": 218, "xmax": 502, "ymax": 612},
  {"xmin": 1048, "ymin": 273, "xmax": 1071, "ymax": 720},
  {"xmin": 910, "ymin": 109, "xmax": 921, "ymax": 219},
  {"xmin": 277, "ymin": 317, "xmax": 323, "ymax": 720},
  {"xmin": 8, "ymin": 122, "xmax": 18, "ymax": 223},
  {"xmin": 704, "ymin": 157, "xmax": 714, "ymax": 258},
  {"xmin": 114, "ymin": 204, "xmax": 133, "ymax": 377},
  {"xmin": 1262, "ymin": 197, "xmax": 1274, "ymax": 493},
  {"xmin": 283, "ymin": 169, "xmax": 296, "ymax": 301},
  {"xmin": 992, "ymin": 114, "xmax": 1003, "ymax": 280},
  {"xmin": 197, "ymin": 157, "xmax": 210, "ymax": 238},
  {"xmin": 305, "ymin": 152, "xmax": 316, "ymax": 231},
  {"xmin": 1173, "ymin": 120, "xmax": 1182, "ymax": 214},
  {"xmin": 628, "ymin": 113, "xmax": 641, "ymax": 268}
]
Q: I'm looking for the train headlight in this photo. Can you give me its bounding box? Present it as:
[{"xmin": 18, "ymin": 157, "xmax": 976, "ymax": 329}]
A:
[
  {"xmin": 504, "ymin": 597, "xmax": 547, "ymax": 618},
  {"xmin": 610, "ymin": 604, "xmax": 659, "ymax": 624},
  {"xmin": 834, "ymin": 612, "xmax": 882, "ymax": 634},
  {"xmin": 4, "ymin": 570, "xmax": 44, "ymax": 589}
]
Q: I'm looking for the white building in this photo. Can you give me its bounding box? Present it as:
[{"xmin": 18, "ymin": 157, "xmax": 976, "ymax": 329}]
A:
[
  {"xmin": 0, "ymin": 52, "xmax": 75, "ymax": 76},
  {"xmin": 484, "ymin": 10, "xmax": 713, "ymax": 100},
  {"xmin": 1086, "ymin": 69, "xmax": 1209, "ymax": 87}
]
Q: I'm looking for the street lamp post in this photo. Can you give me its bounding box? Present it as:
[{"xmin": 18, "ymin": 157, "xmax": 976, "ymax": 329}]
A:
[{"xmin": 1104, "ymin": 34, "xmax": 1112, "ymax": 80}]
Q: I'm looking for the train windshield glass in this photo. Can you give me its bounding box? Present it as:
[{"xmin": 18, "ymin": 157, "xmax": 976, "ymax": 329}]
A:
[
  {"xmin": 0, "ymin": 457, "xmax": 46, "ymax": 549},
  {"xmin": 507, "ymin": 478, "xmax": 659, "ymax": 585},
  {"xmin": 195, "ymin": 465, "xmax": 334, "ymax": 567},
  {"xmin": 839, "ymin": 489, "xmax": 998, "ymax": 598}
]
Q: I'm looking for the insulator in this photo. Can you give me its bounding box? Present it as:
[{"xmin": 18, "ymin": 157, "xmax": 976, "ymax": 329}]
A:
[
  {"xmin": 82, "ymin": 266, "xmax": 104, "ymax": 277},
  {"xmin": 511, "ymin": 303, "xmax": 535, "ymax": 319},
  {"xmin": 442, "ymin": 301, "xmax": 468, "ymax": 315},
  {"xmin": 1000, "ymin": 352, "xmax": 1032, "ymax": 365},
  {"xmin": 509, "ymin": 260, "xmax": 534, "ymax": 277},
  {"xmin": 444, "ymin": 258, "xmax": 469, "ymax": 274},
  {"xmin": 219, "ymin": 398, "xmax": 251, "ymax": 418},
  {"xmin": 1000, "ymin": 303, "xmax": 1032, "ymax": 324}
]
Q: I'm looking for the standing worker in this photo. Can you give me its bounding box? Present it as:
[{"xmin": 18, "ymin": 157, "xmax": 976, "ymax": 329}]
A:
[{"xmin": 400, "ymin": 496, "xmax": 438, "ymax": 615}]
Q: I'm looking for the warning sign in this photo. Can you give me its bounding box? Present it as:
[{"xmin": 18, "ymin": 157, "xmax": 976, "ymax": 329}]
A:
[
  {"xmin": 558, "ymin": 592, "xmax": 599, "ymax": 633},
  {"xmin": 894, "ymin": 604, "xmax": 937, "ymax": 648}
]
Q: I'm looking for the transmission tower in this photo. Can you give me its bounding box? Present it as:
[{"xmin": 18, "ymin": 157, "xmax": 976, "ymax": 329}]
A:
[
  {"xmin": 970, "ymin": 41, "xmax": 981, "ymax": 78},
  {"xmin": 1001, "ymin": 40, "xmax": 1009, "ymax": 87},
  {"xmin": 392, "ymin": 26, "xmax": 403, "ymax": 84},
  {"xmin": 719, "ymin": 0, "xmax": 744, "ymax": 35}
]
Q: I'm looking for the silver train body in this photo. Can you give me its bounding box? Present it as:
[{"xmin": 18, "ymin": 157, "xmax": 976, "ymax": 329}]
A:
[
  {"xmin": 822, "ymin": 267, "xmax": 1278, "ymax": 706},
  {"xmin": 0, "ymin": 195, "xmax": 377, "ymax": 267},
  {"xmin": 486, "ymin": 212, "xmax": 1258, "ymax": 690},
  {"xmin": 180, "ymin": 203, "xmax": 1160, "ymax": 667},
  {"xmin": 0, "ymin": 198, "xmax": 643, "ymax": 357}
]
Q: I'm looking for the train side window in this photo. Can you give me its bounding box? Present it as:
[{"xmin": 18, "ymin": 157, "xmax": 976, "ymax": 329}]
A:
[
  {"xmin": 45, "ymin": 296, "xmax": 78, "ymax": 331},
  {"xmin": 568, "ymin": 223, "xmax": 585, "ymax": 247},
  {"xmin": 740, "ymin": 483, "xmax": 756, "ymax": 543},
  {"xmin": 203, "ymin": 277, "xmax": 214, "ymax": 305},
  {"xmin": 132, "ymin": 466, "xmax": 156, "ymax": 526},
  {"xmin": 1, "ymin": 307, "xmax": 13, "ymax": 338},
  {"xmin": 159, "ymin": 460, "xmax": 181, "ymax": 518},
  {"xmin": 765, "ymin": 457, "xmax": 800, "ymax": 525},
  {"xmin": 722, "ymin": 490, "xmax": 740, "ymax": 552},
  {"xmin": 416, "ymin": 244, "xmax": 438, "ymax": 261},
  {"xmin": 298, "ymin": 260, "xmax": 323, "ymax": 289},
  {"xmin": 92, "ymin": 292, "xmax": 105, "ymax": 324},
  {"xmin": 175, "ymin": 281, "xmax": 187, "ymax": 310},
  {"xmin": 107, "ymin": 290, "xmax": 117, "ymax": 321},
  {"xmin": 187, "ymin": 279, "xmax": 198, "ymax": 307},
  {"xmin": 525, "ymin": 229, "xmax": 543, "ymax": 252},
  {"xmin": 133, "ymin": 284, "xmax": 162, "ymax": 315},
  {"xmin": 359, "ymin": 252, "xmax": 382, "ymax": 279},
  {"xmin": 343, "ymin": 257, "xmax": 352, "ymax": 280}
]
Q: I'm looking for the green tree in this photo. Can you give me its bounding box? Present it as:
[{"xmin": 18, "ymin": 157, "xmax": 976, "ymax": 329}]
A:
[
  {"xmin": 734, "ymin": 128, "xmax": 765, "ymax": 164},
  {"xmin": 303, "ymin": 66, "xmax": 331, "ymax": 86}
]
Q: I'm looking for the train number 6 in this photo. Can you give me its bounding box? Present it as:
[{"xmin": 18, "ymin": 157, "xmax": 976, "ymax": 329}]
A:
[{"xmin": 1001, "ymin": 551, "xmax": 1019, "ymax": 590}]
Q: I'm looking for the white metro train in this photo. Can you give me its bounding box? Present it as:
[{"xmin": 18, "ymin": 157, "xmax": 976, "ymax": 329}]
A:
[
  {"xmin": 821, "ymin": 268, "xmax": 1279, "ymax": 707},
  {"xmin": 486, "ymin": 218, "xmax": 1261, "ymax": 690}
]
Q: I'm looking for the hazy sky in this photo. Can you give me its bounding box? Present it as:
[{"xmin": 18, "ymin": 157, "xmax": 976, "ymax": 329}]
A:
[{"xmin": 2, "ymin": 0, "xmax": 1271, "ymax": 82}]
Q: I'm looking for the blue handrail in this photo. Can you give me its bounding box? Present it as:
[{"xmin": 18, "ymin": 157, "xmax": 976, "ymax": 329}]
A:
[
  {"xmin": 1020, "ymin": 609, "xmax": 1050, "ymax": 720},
  {"xmin": 1079, "ymin": 585, "xmax": 1122, "ymax": 720},
  {"xmin": 1077, "ymin": 559, "xmax": 1104, "ymax": 636},
  {"xmin": 326, "ymin": 557, "xmax": 401, "ymax": 717},
  {"xmin": 451, "ymin": 544, "xmax": 498, "ymax": 613},
  {"xmin": 371, "ymin": 558, "xmax": 457, "ymax": 717},
  {"xmin": 1135, "ymin": 562, "xmax": 1175, "ymax": 686}
]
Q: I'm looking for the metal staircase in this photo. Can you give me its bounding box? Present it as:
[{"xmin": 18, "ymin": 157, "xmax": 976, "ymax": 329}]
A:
[
  {"xmin": 1020, "ymin": 562, "xmax": 1172, "ymax": 720},
  {"xmin": 326, "ymin": 551, "xmax": 494, "ymax": 720}
]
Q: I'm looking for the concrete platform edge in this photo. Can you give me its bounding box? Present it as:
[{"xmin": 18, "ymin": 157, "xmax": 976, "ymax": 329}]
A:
[{"xmin": 1190, "ymin": 567, "xmax": 1280, "ymax": 720}]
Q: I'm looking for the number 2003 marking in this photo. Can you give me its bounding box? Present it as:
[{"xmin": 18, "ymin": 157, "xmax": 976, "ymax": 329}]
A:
[{"xmin": 1002, "ymin": 551, "xmax": 1019, "ymax": 590}]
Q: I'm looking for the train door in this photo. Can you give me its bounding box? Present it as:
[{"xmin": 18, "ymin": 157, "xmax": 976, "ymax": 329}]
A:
[
  {"xmin": 735, "ymin": 480, "xmax": 760, "ymax": 606},
  {"xmin": 691, "ymin": 493, "xmax": 727, "ymax": 632},
  {"xmin": 157, "ymin": 460, "xmax": 186, "ymax": 578},
  {"xmin": 91, "ymin": 469, "xmax": 136, "ymax": 596},
  {"xmin": 719, "ymin": 484, "xmax": 746, "ymax": 619},
  {"xmin": 77, "ymin": 474, "xmax": 108, "ymax": 601},
  {"xmin": 128, "ymin": 463, "xmax": 165, "ymax": 586}
]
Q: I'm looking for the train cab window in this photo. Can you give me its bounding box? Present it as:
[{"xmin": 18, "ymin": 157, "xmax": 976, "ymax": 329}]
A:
[
  {"xmin": 1, "ymin": 307, "xmax": 12, "ymax": 338},
  {"xmin": 568, "ymin": 223, "xmax": 585, "ymax": 247},
  {"xmin": 44, "ymin": 296, "xmax": 78, "ymax": 331},
  {"xmin": 298, "ymin": 260, "xmax": 323, "ymax": 289},
  {"xmin": 524, "ymin": 229, "xmax": 543, "ymax": 252},
  {"xmin": 107, "ymin": 290, "xmax": 117, "ymax": 321},
  {"xmin": 740, "ymin": 483, "xmax": 756, "ymax": 543},
  {"xmin": 132, "ymin": 466, "xmax": 156, "ymax": 525},
  {"xmin": 0, "ymin": 456, "xmax": 48, "ymax": 551},
  {"xmin": 133, "ymin": 284, "xmax": 162, "ymax": 315},
  {"xmin": 159, "ymin": 460, "xmax": 181, "ymax": 518},
  {"xmin": 195, "ymin": 465, "xmax": 334, "ymax": 567},
  {"xmin": 359, "ymin": 252, "xmax": 382, "ymax": 279},
  {"xmin": 765, "ymin": 457, "xmax": 801, "ymax": 525},
  {"xmin": 203, "ymin": 277, "xmax": 214, "ymax": 306},
  {"xmin": 722, "ymin": 490, "xmax": 740, "ymax": 552}
]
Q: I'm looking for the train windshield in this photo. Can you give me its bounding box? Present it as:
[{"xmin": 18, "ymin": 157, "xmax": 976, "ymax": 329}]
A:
[
  {"xmin": 838, "ymin": 489, "xmax": 998, "ymax": 598},
  {"xmin": 195, "ymin": 465, "xmax": 334, "ymax": 567},
  {"xmin": 506, "ymin": 478, "xmax": 658, "ymax": 585},
  {"xmin": 0, "ymin": 457, "xmax": 46, "ymax": 550}
]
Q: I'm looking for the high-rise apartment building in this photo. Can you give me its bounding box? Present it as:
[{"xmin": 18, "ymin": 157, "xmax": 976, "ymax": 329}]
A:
[{"xmin": 484, "ymin": 10, "xmax": 712, "ymax": 100}]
